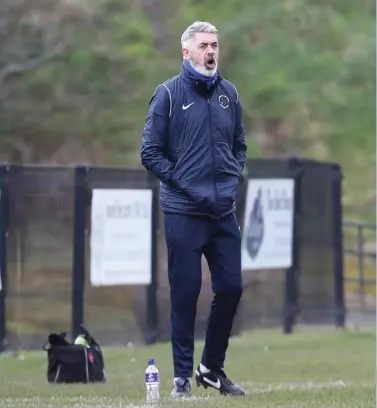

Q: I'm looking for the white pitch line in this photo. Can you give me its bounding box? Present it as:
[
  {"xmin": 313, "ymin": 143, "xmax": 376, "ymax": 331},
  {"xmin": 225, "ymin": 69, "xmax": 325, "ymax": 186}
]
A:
[{"xmin": 240, "ymin": 380, "xmax": 350, "ymax": 394}]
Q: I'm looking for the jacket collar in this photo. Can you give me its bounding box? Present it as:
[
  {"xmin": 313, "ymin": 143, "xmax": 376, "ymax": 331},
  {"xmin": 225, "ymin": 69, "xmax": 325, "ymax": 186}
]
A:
[{"xmin": 180, "ymin": 63, "xmax": 222, "ymax": 97}]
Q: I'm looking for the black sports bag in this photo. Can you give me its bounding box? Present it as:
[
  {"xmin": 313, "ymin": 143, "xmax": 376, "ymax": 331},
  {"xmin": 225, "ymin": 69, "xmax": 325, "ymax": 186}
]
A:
[{"xmin": 43, "ymin": 325, "xmax": 106, "ymax": 384}]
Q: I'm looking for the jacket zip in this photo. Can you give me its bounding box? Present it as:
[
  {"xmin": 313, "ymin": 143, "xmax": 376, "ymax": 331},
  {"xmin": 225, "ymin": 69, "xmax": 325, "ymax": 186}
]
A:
[
  {"xmin": 84, "ymin": 347, "xmax": 89, "ymax": 383},
  {"xmin": 207, "ymin": 97, "xmax": 219, "ymax": 217}
]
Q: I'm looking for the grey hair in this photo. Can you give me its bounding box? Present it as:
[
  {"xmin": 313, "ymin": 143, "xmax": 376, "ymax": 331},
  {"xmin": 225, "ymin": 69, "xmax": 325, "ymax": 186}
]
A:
[{"xmin": 181, "ymin": 21, "xmax": 218, "ymax": 48}]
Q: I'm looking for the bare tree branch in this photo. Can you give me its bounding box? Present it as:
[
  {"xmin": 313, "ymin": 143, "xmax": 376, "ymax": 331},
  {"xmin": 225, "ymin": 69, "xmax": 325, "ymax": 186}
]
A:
[{"xmin": 0, "ymin": 42, "xmax": 66, "ymax": 91}]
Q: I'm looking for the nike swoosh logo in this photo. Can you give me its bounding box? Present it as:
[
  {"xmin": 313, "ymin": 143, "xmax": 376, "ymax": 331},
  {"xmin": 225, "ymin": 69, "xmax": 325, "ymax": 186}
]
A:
[
  {"xmin": 182, "ymin": 102, "xmax": 195, "ymax": 110},
  {"xmin": 203, "ymin": 377, "xmax": 221, "ymax": 389}
]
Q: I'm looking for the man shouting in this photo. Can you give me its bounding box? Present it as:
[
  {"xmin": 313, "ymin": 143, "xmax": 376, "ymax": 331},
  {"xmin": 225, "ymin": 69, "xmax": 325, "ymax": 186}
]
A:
[{"xmin": 141, "ymin": 21, "xmax": 247, "ymax": 398}]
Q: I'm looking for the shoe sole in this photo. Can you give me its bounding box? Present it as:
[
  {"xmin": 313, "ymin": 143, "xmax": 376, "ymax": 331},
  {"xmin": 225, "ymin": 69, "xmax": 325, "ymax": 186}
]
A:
[{"xmin": 171, "ymin": 393, "xmax": 191, "ymax": 399}]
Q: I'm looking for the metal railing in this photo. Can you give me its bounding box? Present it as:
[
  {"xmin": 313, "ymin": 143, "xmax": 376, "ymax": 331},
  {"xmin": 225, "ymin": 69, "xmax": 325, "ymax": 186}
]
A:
[
  {"xmin": 343, "ymin": 219, "xmax": 376, "ymax": 315},
  {"xmin": 0, "ymin": 161, "xmax": 360, "ymax": 350}
]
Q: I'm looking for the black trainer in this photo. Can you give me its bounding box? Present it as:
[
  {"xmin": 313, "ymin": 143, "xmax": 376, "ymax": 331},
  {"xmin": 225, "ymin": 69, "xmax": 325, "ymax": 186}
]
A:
[
  {"xmin": 195, "ymin": 365, "xmax": 246, "ymax": 396},
  {"xmin": 171, "ymin": 377, "xmax": 191, "ymax": 399}
]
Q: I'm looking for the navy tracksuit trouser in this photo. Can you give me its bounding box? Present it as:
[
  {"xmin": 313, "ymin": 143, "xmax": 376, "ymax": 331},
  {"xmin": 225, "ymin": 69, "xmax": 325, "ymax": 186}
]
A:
[{"xmin": 164, "ymin": 212, "xmax": 243, "ymax": 378}]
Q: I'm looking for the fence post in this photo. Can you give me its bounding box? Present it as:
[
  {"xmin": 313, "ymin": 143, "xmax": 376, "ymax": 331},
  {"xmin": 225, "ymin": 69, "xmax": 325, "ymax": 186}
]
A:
[
  {"xmin": 72, "ymin": 165, "xmax": 88, "ymax": 338},
  {"xmin": 283, "ymin": 158, "xmax": 302, "ymax": 334},
  {"xmin": 332, "ymin": 164, "xmax": 346, "ymax": 327},
  {"xmin": 0, "ymin": 164, "xmax": 7, "ymax": 351},
  {"xmin": 145, "ymin": 175, "xmax": 159, "ymax": 344},
  {"xmin": 356, "ymin": 225, "xmax": 366, "ymax": 312}
]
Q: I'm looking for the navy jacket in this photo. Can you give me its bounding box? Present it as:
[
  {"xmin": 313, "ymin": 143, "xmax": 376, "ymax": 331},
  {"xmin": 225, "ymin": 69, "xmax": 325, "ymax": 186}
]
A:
[{"xmin": 141, "ymin": 65, "xmax": 247, "ymax": 219}]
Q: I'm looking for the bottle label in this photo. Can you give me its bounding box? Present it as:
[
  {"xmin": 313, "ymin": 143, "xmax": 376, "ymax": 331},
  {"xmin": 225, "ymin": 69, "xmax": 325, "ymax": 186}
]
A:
[{"xmin": 145, "ymin": 372, "xmax": 159, "ymax": 383}]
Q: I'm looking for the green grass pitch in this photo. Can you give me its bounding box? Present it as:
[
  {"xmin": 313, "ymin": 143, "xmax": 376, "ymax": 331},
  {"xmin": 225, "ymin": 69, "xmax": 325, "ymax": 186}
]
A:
[{"xmin": 0, "ymin": 328, "xmax": 374, "ymax": 408}]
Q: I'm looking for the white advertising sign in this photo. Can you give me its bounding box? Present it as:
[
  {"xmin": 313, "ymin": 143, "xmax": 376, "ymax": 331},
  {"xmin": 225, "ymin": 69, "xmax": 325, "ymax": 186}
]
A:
[
  {"xmin": 241, "ymin": 179, "xmax": 295, "ymax": 270},
  {"xmin": 90, "ymin": 188, "xmax": 153, "ymax": 286}
]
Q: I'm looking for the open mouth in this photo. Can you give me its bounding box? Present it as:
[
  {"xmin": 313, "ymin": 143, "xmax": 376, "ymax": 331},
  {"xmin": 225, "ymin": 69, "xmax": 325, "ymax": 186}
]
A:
[{"xmin": 205, "ymin": 58, "xmax": 216, "ymax": 70}]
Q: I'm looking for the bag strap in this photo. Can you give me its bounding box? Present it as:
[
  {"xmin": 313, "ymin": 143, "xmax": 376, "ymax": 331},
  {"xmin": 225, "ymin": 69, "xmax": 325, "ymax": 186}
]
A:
[{"xmin": 79, "ymin": 324, "xmax": 98, "ymax": 347}]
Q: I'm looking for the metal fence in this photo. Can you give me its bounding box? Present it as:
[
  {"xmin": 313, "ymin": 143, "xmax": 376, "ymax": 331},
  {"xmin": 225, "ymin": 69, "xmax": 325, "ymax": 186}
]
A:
[
  {"xmin": 0, "ymin": 165, "xmax": 158, "ymax": 351},
  {"xmin": 0, "ymin": 158, "xmax": 368, "ymax": 351},
  {"xmin": 343, "ymin": 220, "xmax": 376, "ymax": 324},
  {"xmin": 239, "ymin": 158, "xmax": 345, "ymax": 331},
  {"xmin": 3, "ymin": 166, "xmax": 76, "ymax": 351}
]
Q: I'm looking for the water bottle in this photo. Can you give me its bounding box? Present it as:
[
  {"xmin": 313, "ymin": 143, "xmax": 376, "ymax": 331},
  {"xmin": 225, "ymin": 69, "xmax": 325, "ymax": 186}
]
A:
[{"xmin": 145, "ymin": 358, "xmax": 160, "ymax": 403}]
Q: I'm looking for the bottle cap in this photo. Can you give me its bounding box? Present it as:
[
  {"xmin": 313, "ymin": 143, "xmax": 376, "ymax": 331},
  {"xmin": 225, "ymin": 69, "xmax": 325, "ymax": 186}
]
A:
[{"xmin": 148, "ymin": 358, "xmax": 155, "ymax": 365}]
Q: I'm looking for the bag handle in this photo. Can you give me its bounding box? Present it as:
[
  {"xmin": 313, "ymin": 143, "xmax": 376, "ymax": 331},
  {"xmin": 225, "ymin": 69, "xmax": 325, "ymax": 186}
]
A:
[{"xmin": 79, "ymin": 324, "xmax": 98, "ymax": 347}]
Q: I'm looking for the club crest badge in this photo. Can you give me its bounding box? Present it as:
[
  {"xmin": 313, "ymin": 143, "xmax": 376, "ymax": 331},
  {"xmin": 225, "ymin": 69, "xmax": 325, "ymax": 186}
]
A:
[{"xmin": 219, "ymin": 94, "xmax": 230, "ymax": 109}]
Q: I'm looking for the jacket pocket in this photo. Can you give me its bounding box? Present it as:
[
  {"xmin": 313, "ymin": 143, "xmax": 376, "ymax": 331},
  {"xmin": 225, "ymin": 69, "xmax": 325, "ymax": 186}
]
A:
[
  {"xmin": 214, "ymin": 142, "xmax": 240, "ymax": 178},
  {"xmin": 169, "ymin": 147, "xmax": 182, "ymax": 177},
  {"xmin": 170, "ymin": 147, "xmax": 181, "ymax": 163}
]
